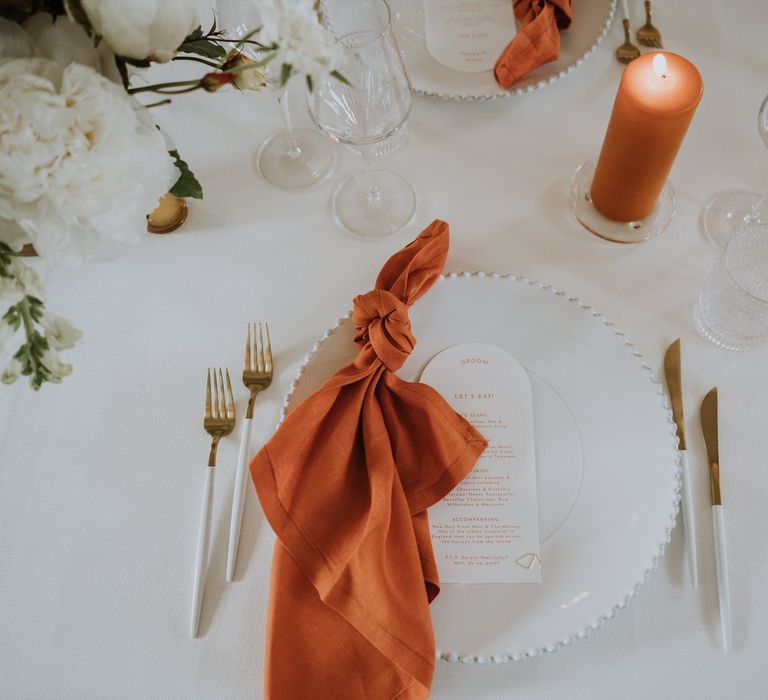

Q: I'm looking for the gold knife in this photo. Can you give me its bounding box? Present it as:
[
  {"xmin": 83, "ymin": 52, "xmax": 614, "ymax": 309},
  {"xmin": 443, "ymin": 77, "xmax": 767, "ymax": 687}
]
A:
[
  {"xmin": 663, "ymin": 339, "xmax": 698, "ymax": 589},
  {"xmin": 701, "ymin": 387, "xmax": 732, "ymax": 652}
]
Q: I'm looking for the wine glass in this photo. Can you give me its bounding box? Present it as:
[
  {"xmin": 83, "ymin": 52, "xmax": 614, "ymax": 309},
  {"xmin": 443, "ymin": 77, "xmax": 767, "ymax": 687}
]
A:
[
  {"xmin": 703, "ymin": 93, "xmax": 768, "ymax": 247},
  {"xmin": 308, "ymin": 0, "xmax": 415, "ymax": 238},
  {"xmin": 216, "ymin": 0, "xmax": 336, "ymax": 190}
]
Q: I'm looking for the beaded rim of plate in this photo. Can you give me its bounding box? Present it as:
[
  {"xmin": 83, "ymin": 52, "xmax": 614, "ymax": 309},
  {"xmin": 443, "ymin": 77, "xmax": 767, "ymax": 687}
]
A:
[
  {"xmin": 379, "ymin": 0, "xmax": 617, "ymax": 102},
  {"xmin": 277, "ymin": 271, "xmax": 681, "ymax": 663}
]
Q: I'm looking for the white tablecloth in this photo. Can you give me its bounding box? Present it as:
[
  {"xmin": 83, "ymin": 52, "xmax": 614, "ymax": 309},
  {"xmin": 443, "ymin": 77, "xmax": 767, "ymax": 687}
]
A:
[{"xmin": 2, "ymin": 2, "xmax": 767, "ymax": 697}]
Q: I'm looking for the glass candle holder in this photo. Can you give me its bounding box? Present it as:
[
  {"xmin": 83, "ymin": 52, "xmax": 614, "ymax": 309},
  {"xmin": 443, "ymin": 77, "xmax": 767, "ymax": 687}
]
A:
[{"xmin": 570, "ymin": 52, "xmax": 702, "ymax": 244}]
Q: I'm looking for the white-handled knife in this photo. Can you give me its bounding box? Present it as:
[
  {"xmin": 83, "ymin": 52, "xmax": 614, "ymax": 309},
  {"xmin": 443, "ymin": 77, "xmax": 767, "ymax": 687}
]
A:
[
  {"xmin": 664, "ymin": 339, "xmax": 698, "ymax": 589},
  {"xmin": 701, "ymin": 386, "xmax": 732, "ymax": 653}
]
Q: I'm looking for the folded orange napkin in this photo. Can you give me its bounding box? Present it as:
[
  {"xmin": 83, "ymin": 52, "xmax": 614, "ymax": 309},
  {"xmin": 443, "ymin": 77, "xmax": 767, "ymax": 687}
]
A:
[
  {"xmin": 250, "ymin": 220, "xmax": 487, "ymax": 699},
  {"xmin": 494, "ymin": 0, "xmax": 573, "ymax": 88}
]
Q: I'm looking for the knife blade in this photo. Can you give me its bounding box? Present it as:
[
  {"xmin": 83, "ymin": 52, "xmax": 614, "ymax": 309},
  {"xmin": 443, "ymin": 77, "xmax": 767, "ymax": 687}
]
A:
[
  {"xmin": 700, "ymin": 387, "xmax": 731, "ymax": 652},
  {"xmin": 663, "ymin": 339, "xmax": 697, "ymax": 589},
  {"xmin": 701, "ymin": 387, "xmax": 721, "ymax": 506}
]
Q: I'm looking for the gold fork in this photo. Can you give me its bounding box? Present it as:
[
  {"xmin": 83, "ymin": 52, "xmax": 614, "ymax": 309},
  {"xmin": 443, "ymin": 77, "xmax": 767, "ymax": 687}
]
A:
[
  {"xmin": 636, "ymin": 0, "xmax": 663, "ymax": 49},
  {"xmin": 191, "ymin": 368, "xmax": 235, "ymax": 637},
  {"xmin": 616, "ymin": 18, "xmax": 641, "ymax": 64},
  {"xmin": 226, "ymin": 323, "xmax": 273, "ymax": 582}
]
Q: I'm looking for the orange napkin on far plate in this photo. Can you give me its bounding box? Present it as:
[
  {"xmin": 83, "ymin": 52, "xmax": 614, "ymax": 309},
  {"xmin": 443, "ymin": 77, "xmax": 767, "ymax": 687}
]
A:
[
  {"xmin": 250, "ymin": 220, "xmax": 487, "ymax": 700},
  {"xmin": 494, "ymin": 0, "xmax": 573, "ymax": 88}
]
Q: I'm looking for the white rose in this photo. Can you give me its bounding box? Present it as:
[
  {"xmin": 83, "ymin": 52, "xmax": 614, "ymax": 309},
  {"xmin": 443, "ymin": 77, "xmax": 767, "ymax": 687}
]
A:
[
  {"xmin": 40, "ymin": 348, "xmax": 73, "ymax": 383},
  {"xmin": 81, "ymin": 0, "xmax": 199, "ymax": 63},
  {"xmin": 0, "ymin": 59, "xmax": 178, "ymax": 265},
  {"xmin": 256, "ymin": 0, "xmax": 340, "ymax": 83},
  {"xmin": 1, "ymin": 357, "xmax": 22, "ymax": 385},
  {"xmin": 40, "ymin": 310, "xmax": 82, "ymax": 351}
]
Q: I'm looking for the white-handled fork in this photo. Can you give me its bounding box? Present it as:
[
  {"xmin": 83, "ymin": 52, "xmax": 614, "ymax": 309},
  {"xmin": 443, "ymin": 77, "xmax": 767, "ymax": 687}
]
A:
[
  {"xmin": 226, "ymin": 323, "xmax": 272, "ymax": 582},
  {"xmin": 191, "ymin": 368, "xmax": 234, "ymax": 637}
]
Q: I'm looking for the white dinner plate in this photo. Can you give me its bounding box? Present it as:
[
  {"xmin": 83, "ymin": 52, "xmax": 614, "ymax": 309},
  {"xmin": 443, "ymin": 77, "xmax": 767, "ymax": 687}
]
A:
[
  {"xmin": 391, "ymin": 0, "xmax": 617, "ymax": 100},
  {"xmin": 282, "ymin": 273, "xmax": 680, "ymax": 661}
]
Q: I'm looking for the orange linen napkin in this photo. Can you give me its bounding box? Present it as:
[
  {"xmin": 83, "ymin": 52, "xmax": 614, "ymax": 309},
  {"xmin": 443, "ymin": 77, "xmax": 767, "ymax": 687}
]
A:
[
  {"xmin": 494, "ymin": 0, "xmax": 573, "ymax": 88},
  {"xmin": 250, "ymin": 220, "xmax": 487, "ymax": 700}
]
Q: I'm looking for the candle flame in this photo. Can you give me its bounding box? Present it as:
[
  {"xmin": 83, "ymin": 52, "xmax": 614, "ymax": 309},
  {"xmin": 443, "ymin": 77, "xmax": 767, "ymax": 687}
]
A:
[{"xmin": 652, "ymin": 53, "xmax": 667, "ymax": 78}]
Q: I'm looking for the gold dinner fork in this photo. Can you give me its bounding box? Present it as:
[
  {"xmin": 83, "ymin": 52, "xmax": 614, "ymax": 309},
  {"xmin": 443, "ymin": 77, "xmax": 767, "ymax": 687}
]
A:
[
  {"xmin": 191, "ymin": 368, "xmax": 235, "ymax": 637},
  {"xmin": 636, "ymin": 1, "xmax": 663, "ymax": 49},
  {"xmin": 616, "ymin": 18, "xmax": 641, "ymax": 64},
  {"xmin": 225, "ymin": 323, "xmax": 273, "ymax": 582}
]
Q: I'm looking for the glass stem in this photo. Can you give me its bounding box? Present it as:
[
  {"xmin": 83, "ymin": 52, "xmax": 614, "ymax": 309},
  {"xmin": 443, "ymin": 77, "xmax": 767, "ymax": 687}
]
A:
[
  {"xmin": 361, "ymin": 144, "xmax": 383, "ymax": 205},
  {"xmin": 275, "ymin": 86, "xmax": 302, "ymax": 160},
  {"xmin": 751, "ymin": 182, "xmax": 768, "ymax": 222}
]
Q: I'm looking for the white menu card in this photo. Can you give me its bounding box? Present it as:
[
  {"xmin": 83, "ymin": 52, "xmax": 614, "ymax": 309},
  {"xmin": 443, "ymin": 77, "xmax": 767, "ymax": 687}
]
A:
[
  {"xmin": 422, "ymin": 342, "xmax": 541, "ymax": 584},
  {"xmin": 424, "ymin": 0, "xmax": 517, "ymax": 73}
]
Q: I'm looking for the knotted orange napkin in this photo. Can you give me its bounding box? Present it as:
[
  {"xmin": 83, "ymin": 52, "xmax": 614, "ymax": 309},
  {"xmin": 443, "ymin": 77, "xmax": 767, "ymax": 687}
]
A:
[
  {"xmin": 250, "ymin": 220, "xmax": 487, "ymax": 699},
  {"xmin": 494, "ymin": 0, "xmax": 573, "ymax": 88}
]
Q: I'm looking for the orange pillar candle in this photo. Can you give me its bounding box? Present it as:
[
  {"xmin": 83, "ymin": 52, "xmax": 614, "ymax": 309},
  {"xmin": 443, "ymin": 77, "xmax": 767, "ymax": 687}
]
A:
[{"xmin": 591, "ymin": 52, "xmax": 703, "ymax": 222}]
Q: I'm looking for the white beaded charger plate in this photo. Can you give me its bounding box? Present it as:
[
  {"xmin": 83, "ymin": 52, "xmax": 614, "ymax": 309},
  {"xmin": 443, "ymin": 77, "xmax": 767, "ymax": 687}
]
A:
[
  {"xmin": 391, "ymin": 0, "xmax": 616, "ymax": 100},
  {"xmin": 283, "ymin": 273, "xmax": 680, "ymax": 661}
]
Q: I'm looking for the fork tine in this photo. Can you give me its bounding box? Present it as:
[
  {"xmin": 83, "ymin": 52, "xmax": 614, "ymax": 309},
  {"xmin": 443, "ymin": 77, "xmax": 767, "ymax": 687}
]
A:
[
  {"xmin": 205, "ymin": 368, "xmax": 212, "ymax": 418},
  {"xmin": 264, "ymin": 323, "xmax": 272, "ymax": 373},
  {"xmin": 217, "ymin": 368, "xmax": 226, "ymax": 419},
  {"xmin": 225, "ymin": 368, "xmax": 235, "ymax": 419},
  {"xmin": 244, "ymin": 323, "xmax": 252, "ymax": 372},
  {"xmin": 212, "ymin": 367, "xmax": 220, "ymax": 419},
  {"xmin": 257, "ymin": 323, "xmax": 265, "ymax": 373}
]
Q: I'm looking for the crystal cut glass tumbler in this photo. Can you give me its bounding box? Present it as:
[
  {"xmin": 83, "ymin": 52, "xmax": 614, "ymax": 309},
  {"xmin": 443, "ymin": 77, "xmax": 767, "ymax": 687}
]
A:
[{"xmin": 694, "ymin": 223, "xmax": 768, "ymax": 350}]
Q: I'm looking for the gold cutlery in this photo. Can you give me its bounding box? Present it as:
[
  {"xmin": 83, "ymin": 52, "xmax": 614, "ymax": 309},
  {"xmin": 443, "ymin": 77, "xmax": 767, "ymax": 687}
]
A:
[
  {"xmin": 191, "ymin": 368, "xmax": 235, "ymax": 637},
  {"xmin": 700, "ymin": 387, "xmax": 732, "ymax": 653},
  {"xmin": 636, "ymin": 0, "xmax": 663, "ymax": 49},
  {"xmin": 616, "ymin": 1, "xmax": 641, "ymax": 64},
  {"xmin": 663, "ymin": 339, "xmax": 698, "ymax": 589},
  {"xmin": 226, "ymin": 323, "xmax": 273, "ymax": 582}
]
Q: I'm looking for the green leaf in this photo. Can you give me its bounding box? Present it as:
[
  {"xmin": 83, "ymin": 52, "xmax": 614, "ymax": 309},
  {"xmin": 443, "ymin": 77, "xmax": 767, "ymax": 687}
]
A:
[
  {"xmin": 26, "ymin": 296, "xmax": 44, "ymax": 322},
  {"xmin": 178, "ymin": 36, "xmax": 227, "ymax": 60},
  {"xmin": 305, "ymin": 74, "xmax": 314, "ymax": 93},
  {"xmin": 2, "ymin": 305, "xmax": 20, "ymax": 331},
  {"xmin": 168, "ymin": 150, "xmax": 203, "ymax": 200},
  {"xmin": 184, "ymin": 26, "xmax": 204, "ymax": 42},
  {"xmin": 331, "ymin": 70, "xmax": 351, "ymax": 87},
  {"xmin": 280, "ymin": 62, "xmax": 292, "ymax": 87}
]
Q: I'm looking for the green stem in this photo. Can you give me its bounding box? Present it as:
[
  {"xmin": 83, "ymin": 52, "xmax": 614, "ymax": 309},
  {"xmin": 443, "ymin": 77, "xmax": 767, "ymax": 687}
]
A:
[
  {"xmin": 17, "ymin": 297, "xmax": 41, "ymax": 380},
  {"xmin": 172, "ymin": 55, "xmax": 222, "ymax": 68},
  {"xmin": 127, "ymin": 79, "xmax": 201, "ymax": 95}
]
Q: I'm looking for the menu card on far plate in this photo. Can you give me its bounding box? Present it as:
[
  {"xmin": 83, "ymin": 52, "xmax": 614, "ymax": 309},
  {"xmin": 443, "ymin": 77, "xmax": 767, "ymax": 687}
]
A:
[
  {"xmin": 424, "ymin": 0, "xmax": 517, "ymax": 73},
  {"xmin": 422, "ymin": 342, "xmax": 541, "ymax": 583}
]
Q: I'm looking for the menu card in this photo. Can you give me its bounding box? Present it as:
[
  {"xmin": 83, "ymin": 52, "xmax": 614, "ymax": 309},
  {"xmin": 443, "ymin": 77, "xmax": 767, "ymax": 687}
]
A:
[
  {"xmin": 424, "ymin": 0, "xmax": 517, "ymax": 73},
  {"xmin": 422, "ymin": 343, "xmax": 541, "ymax": 584}
]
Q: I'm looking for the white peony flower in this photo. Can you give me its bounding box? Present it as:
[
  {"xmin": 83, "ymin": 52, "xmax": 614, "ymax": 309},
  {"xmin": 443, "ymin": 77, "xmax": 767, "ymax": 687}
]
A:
[
  {"xmin": 40, "ymin": 310, "xmax": 82, "ymax": 351},
  {"xmin": 21, "ymin": 12, "xmax": 121, "ymax": 82},
  {"xmin": 0, "ymin": 58, "xmax": 178, "ymax": 265},
  {"xmin": 81, "ymin": 0, "xmax": 199, "ymax": 63},
  {"xmin": 255, "ymin": 0, "xmax": 341, "ymax": 84},
  {"xmin": 0, "ymin": 17, "xmax": 34, "ymax": 59},
  {"xmin": 40, "ymin": 348, "xmax": 73, "ymax": 383},
  {"xmin": 1, "ymin": 357, "xmax": 22, "ymax": 385}
]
